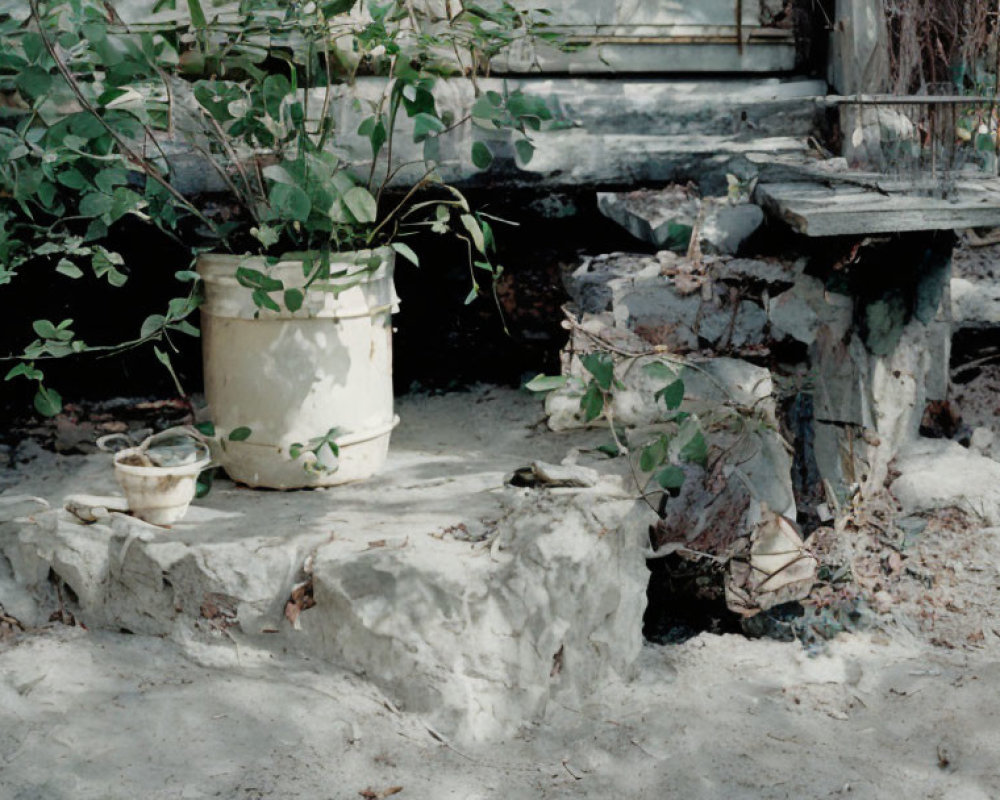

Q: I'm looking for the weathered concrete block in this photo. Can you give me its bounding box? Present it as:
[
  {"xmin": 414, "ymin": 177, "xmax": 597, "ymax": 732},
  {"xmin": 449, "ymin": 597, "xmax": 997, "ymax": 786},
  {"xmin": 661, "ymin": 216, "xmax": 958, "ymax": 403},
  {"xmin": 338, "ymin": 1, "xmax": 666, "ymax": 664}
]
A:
[
  {"xmin": 304, "ymin": 487, "xmax": 653, "ymax": 742},
  {"xmin": 597, "ymin": 188, "xmax": 699, "ymax": 250},
  {"xmin": 597, "ymin": 192, "xmax": 764, "ymax": 256},
  {"xmin": 768, "ymin": 273, "xmax": 853, "ymax": 346}
]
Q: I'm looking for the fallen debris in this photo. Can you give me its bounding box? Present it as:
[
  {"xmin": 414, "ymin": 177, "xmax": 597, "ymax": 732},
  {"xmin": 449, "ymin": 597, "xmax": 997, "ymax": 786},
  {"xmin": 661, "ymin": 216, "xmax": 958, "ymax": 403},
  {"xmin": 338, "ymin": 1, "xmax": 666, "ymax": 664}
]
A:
[
  {"xmin": 507, "ymin": 461, "xmax": 600, "ymax": 488},
  {"xmin": 725, "ymin": 505, "xmax": 819, "ymax": 617}
]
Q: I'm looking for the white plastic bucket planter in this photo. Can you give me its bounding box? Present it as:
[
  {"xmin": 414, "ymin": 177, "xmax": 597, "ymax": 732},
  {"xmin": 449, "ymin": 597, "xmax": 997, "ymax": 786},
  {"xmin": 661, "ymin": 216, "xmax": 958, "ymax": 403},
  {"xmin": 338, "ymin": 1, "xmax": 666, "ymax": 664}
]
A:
[
  {"xmin": 110, "ymin": 437, "xmax": 212, "ymax": 525},
  {"xmin": 197, "ymin": 249, "xmax": 399, "ymax": 489}
]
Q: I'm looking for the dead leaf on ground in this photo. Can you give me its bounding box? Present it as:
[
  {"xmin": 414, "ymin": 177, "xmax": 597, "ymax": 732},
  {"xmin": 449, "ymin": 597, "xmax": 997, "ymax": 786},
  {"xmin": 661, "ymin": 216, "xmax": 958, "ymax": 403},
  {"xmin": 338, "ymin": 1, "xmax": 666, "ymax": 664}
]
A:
[
  {"xmin": 366, "ymin": 540, "xmax": 387, "ymax": 550},
  {"xmin": 284, "ymin": 579, "xmax": 316, "ymax": 628},
  {"xmin": 0, "ymin": 607, "xmax": 25, "ymax": 641},
  {"xmin": 359, "ymin": 787, "xmax": 403, "ymax": 799}
]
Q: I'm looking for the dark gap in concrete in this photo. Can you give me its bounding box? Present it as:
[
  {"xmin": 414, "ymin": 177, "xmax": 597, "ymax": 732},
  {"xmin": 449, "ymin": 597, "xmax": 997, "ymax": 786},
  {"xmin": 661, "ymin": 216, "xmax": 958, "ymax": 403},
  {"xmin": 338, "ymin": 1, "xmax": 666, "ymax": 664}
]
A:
[
  {"xmin": 782, "ymin": 391, "xmax": 825, "ymax": 534},
  {"xmin": 642, "ymin": 553, "xmax": 741, "ymax": 645},
  {"xmin": 952, "ymin": 328, "xmax": 1000, "ymax": 384}
]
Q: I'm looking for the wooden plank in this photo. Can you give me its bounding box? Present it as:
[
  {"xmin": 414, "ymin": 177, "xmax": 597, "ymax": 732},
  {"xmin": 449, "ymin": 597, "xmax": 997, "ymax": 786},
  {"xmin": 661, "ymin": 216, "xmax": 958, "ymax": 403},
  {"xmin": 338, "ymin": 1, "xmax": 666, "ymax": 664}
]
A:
[{"xmin": 755, "ymin": 179, "xmax": 1000, "ymax": 236}]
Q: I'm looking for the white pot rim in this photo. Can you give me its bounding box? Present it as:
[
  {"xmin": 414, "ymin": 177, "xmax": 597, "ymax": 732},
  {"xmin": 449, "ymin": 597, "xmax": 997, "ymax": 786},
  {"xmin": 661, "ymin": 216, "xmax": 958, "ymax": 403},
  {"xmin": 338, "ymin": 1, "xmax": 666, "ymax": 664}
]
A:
[{"xmin": 113, "ymin": 445, "xmax": 212, "ymax": 477}]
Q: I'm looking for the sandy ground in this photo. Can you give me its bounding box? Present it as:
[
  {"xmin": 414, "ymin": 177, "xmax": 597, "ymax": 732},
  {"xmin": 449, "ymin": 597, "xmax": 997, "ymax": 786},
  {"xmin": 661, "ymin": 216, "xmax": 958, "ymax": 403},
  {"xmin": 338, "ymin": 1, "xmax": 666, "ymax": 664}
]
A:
[
  {"xmin": 2, "ymin": 619, "xmax": 1000, "ymax": 799},
  {"xmin": 3, "ymin": 389, "xmax": 1000, "ymax": 799}
]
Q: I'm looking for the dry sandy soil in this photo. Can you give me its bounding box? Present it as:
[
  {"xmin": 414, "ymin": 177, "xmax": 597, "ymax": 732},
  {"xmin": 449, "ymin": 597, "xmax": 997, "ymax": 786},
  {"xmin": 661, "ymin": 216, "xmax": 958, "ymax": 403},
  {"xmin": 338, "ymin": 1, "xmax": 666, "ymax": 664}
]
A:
[{"xmin": 3, "ymin": 387, "xmax": 1000, "ymax": 800}]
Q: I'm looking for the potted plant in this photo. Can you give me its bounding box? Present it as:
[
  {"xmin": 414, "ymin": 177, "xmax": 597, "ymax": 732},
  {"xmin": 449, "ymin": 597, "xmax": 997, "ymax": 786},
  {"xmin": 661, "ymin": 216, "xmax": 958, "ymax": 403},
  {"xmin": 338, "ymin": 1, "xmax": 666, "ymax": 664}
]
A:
[
  {"xmin": 180, "ymin": 0, "xmax": 557, "ymax": 487},
  {"xmin": 1, "ymin": 0, "xmax": 559, "ymax": 488}
]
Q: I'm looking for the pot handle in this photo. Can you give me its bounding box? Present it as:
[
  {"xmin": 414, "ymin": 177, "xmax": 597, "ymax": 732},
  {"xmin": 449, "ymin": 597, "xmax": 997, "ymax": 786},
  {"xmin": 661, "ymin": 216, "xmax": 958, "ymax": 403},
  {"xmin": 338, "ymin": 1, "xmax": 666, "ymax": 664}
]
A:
[
  {"xmin": 96, "ymin": 432, "xmax": 136, "ymax": 453},
  {"xmin": 97, "ymin": 426, "xmax": 219, "ymax": 469}
]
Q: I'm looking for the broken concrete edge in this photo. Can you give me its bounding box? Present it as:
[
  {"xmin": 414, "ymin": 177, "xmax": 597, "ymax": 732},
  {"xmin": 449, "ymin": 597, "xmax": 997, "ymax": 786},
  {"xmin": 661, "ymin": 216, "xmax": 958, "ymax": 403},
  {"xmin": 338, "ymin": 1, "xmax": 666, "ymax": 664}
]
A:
[{"xmin": 596, "ymin": 188, "xmax": 765, "ymax": 255}]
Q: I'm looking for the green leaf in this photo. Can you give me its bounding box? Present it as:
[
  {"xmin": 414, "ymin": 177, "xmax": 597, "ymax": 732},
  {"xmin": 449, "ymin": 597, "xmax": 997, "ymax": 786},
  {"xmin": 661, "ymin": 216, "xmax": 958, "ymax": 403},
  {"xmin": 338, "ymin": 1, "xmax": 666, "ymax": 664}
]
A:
[
  {"xmin": 174, "ymin": 270, "xmax": 200, "ymax": 282},
  {"xmin": 37, "ymin": 181, "xmax": 57, "ymax": 209},
  {"xmin": 250, "ymin": 225, "xmax": 280, "ymax": 249},
  {"xmin": 186, "ymin": 0, "xmax": 208, "ymax": 28},
  {"xmin": 236, "ymin": 267, "xmax": 283, "ymax": 292},
  {"xmin": 656, "ymin": 379, "xmax": 685, "ymax": 411},
  {"xmin": 679, "ymin": 430, "xmax": 708, "ymax": 468},
  {"xmin": 321, "ymin": 0, "xmax": 358, "ymax": 14},
  {"xmin": 261, "ymin": 164, "xmax": 295, "ymax": 185},
  {"xmin": 343, "ymin": 186, "xmax": 377, "ymax": 224},
  {"xmin": 580, "ymin": 382, "xmax": 605, "ymax": 422},
  {"xmin": 642, "ymin": 361, "xmax": 675, "ymax": 382},
  {"xmin": 262, "ymin": 74, "xmax": 292, "ymax": 119},
  {"xmin": 471, "ymin": 141, "xmax": 493, "ymax": 169},
  {"xmin": 57, "ymin": 169, "xmax": 89, "ymax": 190},
  {"xmin": 195, "ymin": 421, "xmax": 216, "ymax": 436},
  {"xmin": 32, "ymin": 319, "xmax": 58, "ymax": 339},
  {"xmin": 15, "ymin": 66, "xmax": 51, "ymax": 99},
  {"xmin": 639, "ymin": 435, "xmax": 668, "ymax": 472},
  {"xmin": 141, "ymin": 314, "xmax": 166, "ymax": 338},
  {"xmin": 524, "ymin": 374, "xmax": 568, "ymax": 392},
  {"xmin": 284, "ymin": 288, "xmax": 304, "ymax": 312},
  {"xmin": 252, "ymin": 289, "xmax": 281, "ymax": 312},
  {"xmin": 412, "ymin": 112, "xmax": 445, "ymax": 142},
  {"xmin": 108, "ymin": 187, "xmax": 142, "ymax": 223},
  {"xmin": 92, "ymin": 248, "xmax": 128, "ymax": 286},
  {"xmin": 228, "ymin": 426, "xmax": 252, "ymax": 442},
  {"xmin": 80, "ymin": 22, "xmax": 107, "ymax": 44},
  {"xmin": 79, "ymin": 192, "xmax": 113, "ymax": 218},
  {"xmin": 595, "ymin": 443, "xmax": 621, "ymax": 458},
  {"xmin": 664, "ymin": 221, "xmax": 693, "ymax": 252},
  {"xmin": 6, "ymin": 362, "xmax": 43, "ymax": 382},
  {"xmin": 195, "ymin": 467, "xmax": 216, "ymax": 499},
  {"xmin": 153, "ymin": 344, "xmax": 171, "ymax": 367},
  {"xmin": 391, "ymin": 242, "xmax": 419, "ymax": 267},
  {"xmin": 580, "ymin": 352, "xmax": 614, "ymax": 391},
  {"xmin": 84, "ymin": 219, "xmax": 108, "ymax": 242},
  {"xmin": 514, "ymin": 139, "xmax": 535, "ymax": 165},
  {"xmin": 268, "ymin": 183, "xmax": 311, "ymax": 223},
  {"xmin": 655, "ymin": 465, "xmax": 687, "ymax": 490},
  {"xmin": 94, "ymin": 166, "xmax": 128, "ymax": 194},
  {"xmin": 460, "ymin": 214, "xmax": 486, "ymax": 255},
  {"xmin": 33, "ymin": 386, "xmax": 62, "ymax": 417},
  {"xmin": 167, "ymin": 320, "xmax": 200, "ymax": 338},
  {"xmin": 359, "ymin": 116, "xmax": 387, "ymax": 157},
  {"xmin": 55, "ymin": 259, "xmax": 83, "ymax": 278},
  {"xmin": 193, "ymin": 81, "xmax": 239, "ymax": 122}
]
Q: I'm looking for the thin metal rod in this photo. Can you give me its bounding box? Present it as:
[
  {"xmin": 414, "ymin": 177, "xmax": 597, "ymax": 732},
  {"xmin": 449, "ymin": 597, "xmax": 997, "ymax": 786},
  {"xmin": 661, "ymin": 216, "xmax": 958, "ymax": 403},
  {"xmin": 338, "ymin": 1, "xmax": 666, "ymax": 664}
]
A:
[{"xmin": 827, "ymin": 94, "xmax": 993, "ymax": 106}]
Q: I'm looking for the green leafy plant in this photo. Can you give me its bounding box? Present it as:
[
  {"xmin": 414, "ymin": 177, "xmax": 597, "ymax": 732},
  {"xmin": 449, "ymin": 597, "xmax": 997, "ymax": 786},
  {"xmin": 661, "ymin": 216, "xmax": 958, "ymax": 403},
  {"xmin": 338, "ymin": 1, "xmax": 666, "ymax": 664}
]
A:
[
  {"xmin": 526, "ymin": 352, "xmax": 709, "ymax": 498},
  {"xmin": 1, "ymin": 0, "xmax": 563, "ymax": 415},
  {"xmin": 171, "ymin": 0, "xmax": 560, "ymax": 308},
  {"xmin": 0, "ymin": 0, "xmax": 211, "ymax": 415}
]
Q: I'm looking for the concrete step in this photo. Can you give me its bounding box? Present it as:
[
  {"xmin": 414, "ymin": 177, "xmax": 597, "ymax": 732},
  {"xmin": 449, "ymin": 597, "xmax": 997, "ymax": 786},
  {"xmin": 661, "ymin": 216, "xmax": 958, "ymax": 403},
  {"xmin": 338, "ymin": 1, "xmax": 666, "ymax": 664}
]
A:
[{"xmin": 0, "ymin": 387, "xmax": 653, "ymax": 742}]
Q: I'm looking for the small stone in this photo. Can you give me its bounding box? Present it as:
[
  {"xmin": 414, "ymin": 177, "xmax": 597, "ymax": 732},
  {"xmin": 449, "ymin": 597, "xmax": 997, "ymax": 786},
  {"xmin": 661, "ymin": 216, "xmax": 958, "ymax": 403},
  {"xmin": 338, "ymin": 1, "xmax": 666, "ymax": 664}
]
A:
[
  {"xmin": 970, "ymin": 427, "xmax": 995, "ymax": 454},
  {"xmin": 873, "ymin": 590, "xmax": 894, "ymax": 614}
]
